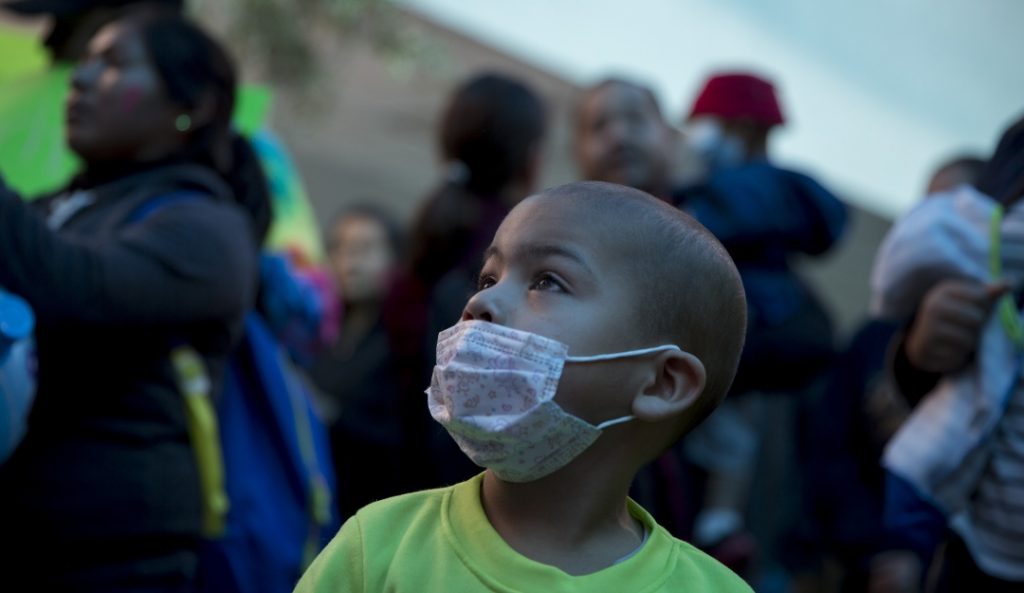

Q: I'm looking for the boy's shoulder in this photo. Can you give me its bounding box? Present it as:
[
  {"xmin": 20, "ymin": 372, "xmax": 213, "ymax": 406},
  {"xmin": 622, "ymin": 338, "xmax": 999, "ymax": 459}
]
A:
[
  {"xmin": 629, "ymin": 500, "xmax": 753, "ymax": 592},
  {"xmin": 351, "ymin": 480, "xmax": 455, "ymax": 534},
  {"xmin": 294, "ymin": 481, "xmax": 465, "ymax": 592},
  {"xmin": 664, "ymin": 535, "xmax": 754, "ymax": 592}
]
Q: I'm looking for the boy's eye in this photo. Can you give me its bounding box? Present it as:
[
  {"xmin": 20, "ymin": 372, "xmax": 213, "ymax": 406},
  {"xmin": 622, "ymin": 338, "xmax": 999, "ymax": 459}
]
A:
[
  {"xmin": 477, "ymin": 273, "xmax": 497, "ymax": 291},
  {"xmin": 530, "ymin": 272, "xmax": 565, "ymax": 292}
]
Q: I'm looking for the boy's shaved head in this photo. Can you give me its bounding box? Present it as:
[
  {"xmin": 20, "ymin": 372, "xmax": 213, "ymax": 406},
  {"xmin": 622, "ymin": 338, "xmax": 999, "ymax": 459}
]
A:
[{"xmin": 532, "ymin": 181, "xmax": 747, "ymax": 427}]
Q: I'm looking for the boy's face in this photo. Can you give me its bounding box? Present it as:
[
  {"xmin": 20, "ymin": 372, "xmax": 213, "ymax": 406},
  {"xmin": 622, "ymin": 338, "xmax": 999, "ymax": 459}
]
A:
[{"xmin": 462, "ymin": 195, "xmax": 650, "ymax": 422}]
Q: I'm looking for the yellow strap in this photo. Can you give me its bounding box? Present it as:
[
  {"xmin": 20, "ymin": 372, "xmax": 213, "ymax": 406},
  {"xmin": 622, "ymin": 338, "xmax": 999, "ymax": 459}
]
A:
[
  {"xmin": 989, "ymin": 205, "xmax": 1024, "ymax": 350},
  {"xmin": 282, "ymin": 352, "xmax": 334, "ymax": 568},
  {"xmin": 171, "ymin": 346, "xmax": 229, "ymax": 538}
]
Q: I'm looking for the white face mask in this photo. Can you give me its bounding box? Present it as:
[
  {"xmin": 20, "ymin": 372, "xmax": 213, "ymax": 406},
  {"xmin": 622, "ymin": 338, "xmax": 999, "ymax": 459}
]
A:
[
  {"xmin": 426, "ymin": 320, "xmax": 682, "ymax": 482},
  {"xmin": 685, "ymin": 118, "xmax": 744, "ymax": 171}
]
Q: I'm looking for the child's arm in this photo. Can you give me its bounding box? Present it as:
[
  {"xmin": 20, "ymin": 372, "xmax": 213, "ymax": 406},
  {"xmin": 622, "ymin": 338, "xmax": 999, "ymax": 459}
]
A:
[{"xmin": 294, "ymin": 516, "xmax": 365, "ymax": 593}]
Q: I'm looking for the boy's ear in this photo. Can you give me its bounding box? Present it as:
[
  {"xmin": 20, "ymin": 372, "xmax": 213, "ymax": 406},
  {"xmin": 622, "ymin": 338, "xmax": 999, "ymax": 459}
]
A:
[{"xmin": 631, "ymin": 350, "xmax": 706, "ymax": 422}]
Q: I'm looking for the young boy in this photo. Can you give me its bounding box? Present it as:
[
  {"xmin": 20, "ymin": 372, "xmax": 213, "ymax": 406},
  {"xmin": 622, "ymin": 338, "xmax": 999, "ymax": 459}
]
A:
[{"xmin": 295, "ymin": 181, "xmax": 751, "ymax": 592}]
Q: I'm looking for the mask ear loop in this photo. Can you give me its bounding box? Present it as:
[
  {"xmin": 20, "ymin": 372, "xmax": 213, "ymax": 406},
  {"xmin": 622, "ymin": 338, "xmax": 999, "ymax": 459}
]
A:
[
  {"xmin": 566, "ymin": 344, "xmax": 682, "ymax": 363},
  {"xmin": 567, "ymin": 345, "xmax": 684, "ymax": 431},
  {"xmin": 596, "ymin": 415, "xmax": 635, "ymax": 430}
]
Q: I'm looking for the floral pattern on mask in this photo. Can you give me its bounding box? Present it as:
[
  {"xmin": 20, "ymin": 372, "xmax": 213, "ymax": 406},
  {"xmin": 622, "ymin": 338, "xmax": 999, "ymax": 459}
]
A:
[{"xmin": 427, "ymin": 320, "xmax": 619, "ymax": 482}]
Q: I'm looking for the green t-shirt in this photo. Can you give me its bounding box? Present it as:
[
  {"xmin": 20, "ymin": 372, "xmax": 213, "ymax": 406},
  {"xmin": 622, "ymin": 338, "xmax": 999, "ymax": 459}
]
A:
[{"xmin": 295, "ymin": 473, "xmax": 752, "ymax": 592}]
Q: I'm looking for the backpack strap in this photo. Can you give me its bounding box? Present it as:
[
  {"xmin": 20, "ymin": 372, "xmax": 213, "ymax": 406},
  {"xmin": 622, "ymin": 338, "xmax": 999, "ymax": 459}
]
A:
[
  {"xmin": 280, "ymin": 353, "xmax": 333, "ymax": 568},
  {"xmin": 171, "ymin": 345, "xmax": 229, "ymax": 538},
  {"xmin": 133, "ymin": 190, "xmax": 229, "ymax": 539}
]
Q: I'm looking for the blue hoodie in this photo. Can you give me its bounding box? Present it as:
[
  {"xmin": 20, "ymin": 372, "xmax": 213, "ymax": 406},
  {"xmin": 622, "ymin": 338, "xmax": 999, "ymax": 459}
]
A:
[{"xmin": 675, "ymin": 161, "xmax": 847, "ymax": 391}]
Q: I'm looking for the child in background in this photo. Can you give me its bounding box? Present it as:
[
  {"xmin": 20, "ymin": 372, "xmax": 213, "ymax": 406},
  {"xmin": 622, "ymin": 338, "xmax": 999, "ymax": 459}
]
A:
[
  {"xmin": 295, "ymin": 181, "xmax": 751, "ymax": 592},
  {"xmin": 309, "ymin": 204, "xmax": 406, "ymax": 518}
]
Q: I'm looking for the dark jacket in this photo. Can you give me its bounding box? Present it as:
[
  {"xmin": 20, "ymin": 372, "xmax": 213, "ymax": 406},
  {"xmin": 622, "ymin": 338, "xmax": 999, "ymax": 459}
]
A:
[
  {"xmin": 675, "ymin": 161, "xmax": 847, "ymax": 392},
  {"xmin": 0, "ymin": 163, "xmax": 257, "ymax": 571}
]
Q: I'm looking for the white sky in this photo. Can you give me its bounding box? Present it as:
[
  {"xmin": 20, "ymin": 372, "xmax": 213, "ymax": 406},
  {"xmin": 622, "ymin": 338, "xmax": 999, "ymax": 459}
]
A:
[{"xmin": 401, "ymin": 0, "xmax": 1024, "ymax": 219}]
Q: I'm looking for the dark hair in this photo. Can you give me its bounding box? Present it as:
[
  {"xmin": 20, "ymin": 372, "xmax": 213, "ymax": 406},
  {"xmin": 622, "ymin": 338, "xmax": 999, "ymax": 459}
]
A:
[
  {"xmin": 575, "ymin": 77, "xmax": 665, "ymax": 134},
  {"xmin": 132, "ymin": 13, "xmax": 236, "ymax": 174},
  {"xmin": 977, "ymin": 114, "xmax": 1024, "ymax": 206},
  {"xmin": 438, "ymin": 72, "xmax": 546, "ymax": 195},
  {"xmin": 226, "ymin": 133, "xmax": 272, "ymax": 244},
  {"xmin": 127, "ymin": 13, "xmax": 271, "ymax": 243},
  {"xmin": 408, "ymin": 72, "xmax": 546, "ymax": 285},
  {"xmin": 931, "ymin": 155, "xmax": 986, "ymax": 185}
]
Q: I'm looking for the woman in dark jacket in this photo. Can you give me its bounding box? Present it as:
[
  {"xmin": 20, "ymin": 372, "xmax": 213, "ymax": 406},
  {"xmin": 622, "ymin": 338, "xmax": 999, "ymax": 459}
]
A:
[{"xmin": 0, "ymin": 11, "xmax": 265, "ymax": 592}]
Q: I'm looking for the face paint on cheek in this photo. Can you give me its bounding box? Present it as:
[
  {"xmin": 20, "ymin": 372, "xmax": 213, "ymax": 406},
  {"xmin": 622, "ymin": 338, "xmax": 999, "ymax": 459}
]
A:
[{"xmin": 119, "ymin": 85, "xmax": 145, "ymax": 113}]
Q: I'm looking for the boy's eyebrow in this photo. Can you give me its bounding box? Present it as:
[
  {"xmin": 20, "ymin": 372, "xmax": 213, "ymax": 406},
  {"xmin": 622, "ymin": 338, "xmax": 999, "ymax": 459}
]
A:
[{"xmin": 483, "ymin": 243, "xmax": 596, "ymax": 277}]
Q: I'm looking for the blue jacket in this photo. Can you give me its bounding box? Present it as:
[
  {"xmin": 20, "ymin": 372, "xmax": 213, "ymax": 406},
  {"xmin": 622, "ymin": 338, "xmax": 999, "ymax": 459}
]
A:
[{"xmin": 675, "ymin": 161, "xmax": 847, "ymax": 391}]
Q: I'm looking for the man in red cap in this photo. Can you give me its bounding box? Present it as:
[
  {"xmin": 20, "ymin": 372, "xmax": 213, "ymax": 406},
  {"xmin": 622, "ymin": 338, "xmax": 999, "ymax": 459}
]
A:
[{"xmin": 673, "ymin": 71, "xmax": 848, "ymax": 582}]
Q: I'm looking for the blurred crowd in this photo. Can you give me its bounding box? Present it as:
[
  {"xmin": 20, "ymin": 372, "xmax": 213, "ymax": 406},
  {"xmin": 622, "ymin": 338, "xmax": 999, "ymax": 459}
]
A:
[{"xmin": 0, "ymin": 1, "xmax": 1021, "ymax": 592}]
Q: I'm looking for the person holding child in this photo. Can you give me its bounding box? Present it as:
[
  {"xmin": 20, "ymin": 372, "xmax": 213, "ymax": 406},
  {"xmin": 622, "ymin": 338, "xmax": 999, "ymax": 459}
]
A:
[{"xmin": 873, "ymin": 115, "xmax": 1024, "ymax": 592}]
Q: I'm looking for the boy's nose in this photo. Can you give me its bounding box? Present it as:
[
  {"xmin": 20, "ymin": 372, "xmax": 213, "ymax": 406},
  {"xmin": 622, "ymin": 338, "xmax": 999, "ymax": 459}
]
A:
[{"xmin": 461, "ymin": 289, "xmax": 503, "ymax": 324}]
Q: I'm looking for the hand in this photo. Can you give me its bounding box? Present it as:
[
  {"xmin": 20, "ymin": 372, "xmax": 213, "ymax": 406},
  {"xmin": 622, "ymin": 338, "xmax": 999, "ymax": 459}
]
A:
[{"xmin": 904, "ymin": 279, "xmax": 1009, "ymax": 374}]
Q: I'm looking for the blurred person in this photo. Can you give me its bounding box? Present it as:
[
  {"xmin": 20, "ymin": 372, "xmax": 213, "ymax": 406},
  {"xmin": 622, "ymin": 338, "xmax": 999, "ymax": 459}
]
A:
[
  {"xmin": 793, "ymin": 155, "xmax": 985, "ymax": 593},
  {"xmin": 574, "ymin": 77, "xmax": 706, "ymax": 543},
  {"xmin": 873, "ymin": 114, "xmax": 1024, "ymax": 592},
  {"xmin": 0, "ymin": 12, "xmax": 262, "ymax": 590},
  {"xmin": 0, "ymin": 0, "xmax": 186, "ymax": 196},
  {"xmin": 574, "ymin": 77, "xmax": 677, "ymax": 200},
  {"xmin": 309, "ymin": 204, "xmax": 405, "ymax": 518},
  {"xmin": 670, "ymin": 72, "xmax": 847, "ymax": 584},
  {"xmin": 678, "ymin": 71, "xmax": 847, "ymax": 396},
  {"xmin": 924, "ymin": 154, "xmax": 985, "ymax": 196},
  {"xmin": 0, "ymin": 0, "xmax": 326, "ymax": 261},
  {"xmin": 384, "ymin": 71, "xmax": 546, "ymax": 490}
]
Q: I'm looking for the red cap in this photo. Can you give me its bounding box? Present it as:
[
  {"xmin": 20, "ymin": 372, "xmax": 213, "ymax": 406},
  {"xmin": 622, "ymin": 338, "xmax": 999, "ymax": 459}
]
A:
[{"xmin": 688, "ymin": 72, "xmax": 785, "ymax": 127}]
